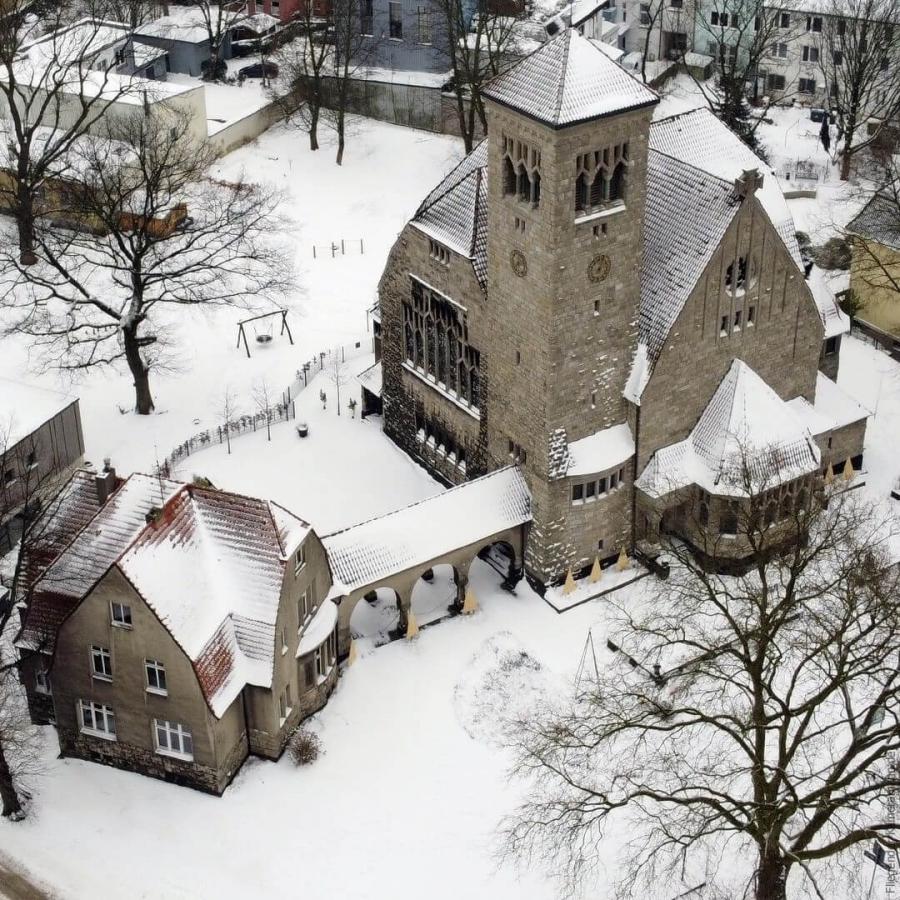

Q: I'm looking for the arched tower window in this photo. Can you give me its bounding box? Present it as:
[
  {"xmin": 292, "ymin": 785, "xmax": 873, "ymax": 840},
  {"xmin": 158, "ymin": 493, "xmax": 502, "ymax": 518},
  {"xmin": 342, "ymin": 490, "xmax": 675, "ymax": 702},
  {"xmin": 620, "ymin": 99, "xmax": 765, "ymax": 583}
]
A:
[
  {"xmin": 517, "ymin": 164, "xmax": 530, "ymax": 202},
  {"xmin": 503, "ymin": 156, "xmax": 516, "ymax": 196},
  {"xmin": 574, "ymin": 142, "xmax": 629, "ymax": 215},
  {"xmin": 501, "ymin": 134, "xmax": 541, "ymax": 209},
  {"xmin": 609, "ymin": 161, "xmax": 626, "ymax": 202},
  {"xmin": 575, "ymin": 173, "xmax": 588, "ymax": 211}
]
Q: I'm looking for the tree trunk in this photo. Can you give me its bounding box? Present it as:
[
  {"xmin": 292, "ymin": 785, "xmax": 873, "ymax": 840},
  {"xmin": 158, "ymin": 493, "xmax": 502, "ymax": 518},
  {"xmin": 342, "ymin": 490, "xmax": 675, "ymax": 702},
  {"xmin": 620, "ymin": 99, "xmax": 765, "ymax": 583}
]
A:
[
  {"xmin": 0, "ymin": 738, "xmax": 23, "ymax": 820},
  {"xmin": 756, "ymin": 853, "xmax": 788, "ymax": 900},
  {"xmin": 309, "ymin": 103, "xmax": 320, "ymax": 151},
  {"xmin": 840, "ymin": 147, "xmax": 852, "ymax": 181},
  {"xmin": 16, "ymin": 182, "xmax": 37, "ymax": 266},
  {"xmin": 122, "ymin": 326, "xmax": 154, "ymax": 415},
  {"xmin": 336, "ymin": 110, "xmax": 345, "ymax": 165}
]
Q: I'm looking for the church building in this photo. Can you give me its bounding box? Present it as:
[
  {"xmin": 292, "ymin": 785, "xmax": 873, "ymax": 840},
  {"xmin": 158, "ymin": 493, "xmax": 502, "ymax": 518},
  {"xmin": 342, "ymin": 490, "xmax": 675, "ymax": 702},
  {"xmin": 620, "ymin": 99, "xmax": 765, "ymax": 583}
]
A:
[{"xmin": 374, "ymin": 29, "xmax": 867, "ymax": 588}]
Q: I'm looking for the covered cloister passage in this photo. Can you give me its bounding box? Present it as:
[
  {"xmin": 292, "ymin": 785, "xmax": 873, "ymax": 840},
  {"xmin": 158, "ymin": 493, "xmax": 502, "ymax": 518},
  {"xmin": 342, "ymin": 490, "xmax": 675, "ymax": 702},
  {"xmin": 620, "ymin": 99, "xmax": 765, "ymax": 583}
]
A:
[{"xmin": 322, "ymin": 466, "xmax": 532, "ymax": 653}]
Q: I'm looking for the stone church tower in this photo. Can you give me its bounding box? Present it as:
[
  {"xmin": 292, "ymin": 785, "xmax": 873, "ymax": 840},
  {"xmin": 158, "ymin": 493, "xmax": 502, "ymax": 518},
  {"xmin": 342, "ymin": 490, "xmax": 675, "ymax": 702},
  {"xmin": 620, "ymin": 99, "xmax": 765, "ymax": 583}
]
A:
[{"xmin": 481, "ymin": 32, "xmax": 658, "ymax": 580}]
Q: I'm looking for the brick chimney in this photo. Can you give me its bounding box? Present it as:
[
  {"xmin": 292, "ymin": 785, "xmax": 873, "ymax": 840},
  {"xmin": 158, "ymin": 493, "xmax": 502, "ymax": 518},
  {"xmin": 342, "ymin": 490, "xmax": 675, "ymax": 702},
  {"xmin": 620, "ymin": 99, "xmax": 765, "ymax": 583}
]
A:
[{"xmin": 94, "ymin": 459, "xmax": 117, "ymax": 506}]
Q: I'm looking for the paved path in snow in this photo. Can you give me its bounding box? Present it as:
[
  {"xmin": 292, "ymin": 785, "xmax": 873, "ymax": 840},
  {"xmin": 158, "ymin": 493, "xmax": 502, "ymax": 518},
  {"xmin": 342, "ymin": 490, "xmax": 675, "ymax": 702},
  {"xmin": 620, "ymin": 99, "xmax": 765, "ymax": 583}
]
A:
[{"xmin": 0, "ymin": 860, "xmax": 48, "ymax": 900}]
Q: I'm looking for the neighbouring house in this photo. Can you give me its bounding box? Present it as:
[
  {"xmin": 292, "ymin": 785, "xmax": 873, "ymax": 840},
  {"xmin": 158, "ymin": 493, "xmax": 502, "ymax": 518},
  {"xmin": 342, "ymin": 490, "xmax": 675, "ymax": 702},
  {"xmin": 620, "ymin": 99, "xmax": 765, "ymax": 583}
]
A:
[
  {"xmin": 847, "ymin": 191, "xmax": 900, "ymax": 358},
  {"xmin": 0, "ymin": 379, "xmax": 84, "ymax": 553},
  {"xmin": 16, "ymin": 470, "xmax": 339, "ymax": 794},
  {"xmin": 133, "ymin": 7, "xmax": 235, "ymax": 76},
  {"xmin": 375, "ymin": 29, "xmax": 867, "ymax": 584}
]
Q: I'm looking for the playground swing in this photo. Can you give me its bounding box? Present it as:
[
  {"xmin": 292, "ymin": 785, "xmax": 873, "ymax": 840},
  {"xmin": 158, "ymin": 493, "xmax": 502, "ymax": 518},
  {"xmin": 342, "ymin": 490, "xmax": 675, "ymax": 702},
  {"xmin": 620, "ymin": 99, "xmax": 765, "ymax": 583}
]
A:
[{"xmin": 235, "ymin": 309, "xmax": 294, "ymax": 358}]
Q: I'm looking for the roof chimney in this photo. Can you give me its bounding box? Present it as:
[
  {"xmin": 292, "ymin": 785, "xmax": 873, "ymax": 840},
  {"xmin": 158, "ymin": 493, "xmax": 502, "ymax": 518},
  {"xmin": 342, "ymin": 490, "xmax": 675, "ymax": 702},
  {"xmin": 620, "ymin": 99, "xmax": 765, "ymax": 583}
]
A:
[
  {"xmin": 94, "ymin": 459, "xmax": 116, "ymax": 506},
  {"xmin": 735, "ymin": 168, "xmax": 764, "ymax": 199}
]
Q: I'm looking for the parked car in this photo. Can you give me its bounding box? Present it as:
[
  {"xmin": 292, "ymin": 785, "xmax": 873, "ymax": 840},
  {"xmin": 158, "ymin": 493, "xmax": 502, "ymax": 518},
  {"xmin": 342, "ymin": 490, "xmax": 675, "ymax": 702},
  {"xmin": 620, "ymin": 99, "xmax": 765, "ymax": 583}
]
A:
[{"xmin": 239, "ymin": 62, "xmax": 279, "ymax": 79}]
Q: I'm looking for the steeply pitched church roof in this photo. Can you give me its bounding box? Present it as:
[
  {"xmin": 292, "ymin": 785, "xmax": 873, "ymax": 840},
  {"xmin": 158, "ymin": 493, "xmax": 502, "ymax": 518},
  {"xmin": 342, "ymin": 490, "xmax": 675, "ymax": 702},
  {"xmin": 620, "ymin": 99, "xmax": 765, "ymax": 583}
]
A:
[
  {"xmin": 637, "ymin": 360, "xmax": 821, "ymax": 498},
  {"xmin": 483, "ymin": 29, "xmax": 658, "ymax": 128},
  {"xmin": 411, "ymin": 141, "xmax": 489, "ymax": 287}
]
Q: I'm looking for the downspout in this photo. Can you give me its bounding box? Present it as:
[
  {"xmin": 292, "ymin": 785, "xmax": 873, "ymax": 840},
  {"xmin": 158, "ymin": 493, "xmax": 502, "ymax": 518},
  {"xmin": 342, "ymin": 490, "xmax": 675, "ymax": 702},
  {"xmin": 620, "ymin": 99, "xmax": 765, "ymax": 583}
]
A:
[
  {"xmin": 240, "ymin": 688, "xmax": 252, "ymax": 758},
  {"xmin": 631, "ymin": 403, "xmax": 641, "ymax": 552}
]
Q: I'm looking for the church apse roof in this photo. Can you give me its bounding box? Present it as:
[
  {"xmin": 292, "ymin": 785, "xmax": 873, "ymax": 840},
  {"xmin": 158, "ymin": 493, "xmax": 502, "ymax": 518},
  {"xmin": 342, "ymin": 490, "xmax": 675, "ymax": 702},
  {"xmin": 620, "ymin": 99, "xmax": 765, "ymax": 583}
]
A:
[{"xmin": 482, "ymin": 29, "xmax": 658, "ymax": 129}]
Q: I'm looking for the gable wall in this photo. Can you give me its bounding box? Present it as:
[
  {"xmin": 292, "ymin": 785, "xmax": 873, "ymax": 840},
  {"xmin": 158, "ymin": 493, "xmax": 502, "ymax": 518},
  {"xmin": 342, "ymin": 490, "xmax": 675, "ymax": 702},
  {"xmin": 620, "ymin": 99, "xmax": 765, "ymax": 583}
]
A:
[
  {"xmin": 637, "ymin": 191, "xmax": 823, "ymax": 471},
  {"xmin": 51, "ymin": 566, "xmax": 247, "ymax": 794}
]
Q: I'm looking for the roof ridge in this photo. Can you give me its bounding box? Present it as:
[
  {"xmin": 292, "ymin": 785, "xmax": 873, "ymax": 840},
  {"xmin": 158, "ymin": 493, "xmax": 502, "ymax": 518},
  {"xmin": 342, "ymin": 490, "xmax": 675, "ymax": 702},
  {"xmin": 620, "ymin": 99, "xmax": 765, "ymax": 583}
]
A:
[
  {"xmin": 648, "ymin": 146, "xmax": 736, "ymax": 191},
  {"xmin": 322, "ymin": 465, "xmax": 522, "ymax": 539},
  {"xmin": 470, "ymin": 166, "xmax": 484, "ymax": 259},
  {"xmin": 553, "ymin": 29, "xmax": 572, "ymax": 122},
  {"xmin": 415, "ymin": 142, "xmax": 487, "ymax": 218}
]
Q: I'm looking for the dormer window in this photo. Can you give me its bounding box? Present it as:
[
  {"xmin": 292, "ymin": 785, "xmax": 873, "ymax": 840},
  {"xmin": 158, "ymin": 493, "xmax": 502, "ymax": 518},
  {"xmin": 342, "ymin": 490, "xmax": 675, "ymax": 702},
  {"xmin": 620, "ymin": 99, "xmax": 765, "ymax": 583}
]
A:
[
  {"xmin": 502, "ymin": 135, "xmax": 541, "ymax": 208},
  {"xmin": 575, "ymin": 143, "xmax": 628, "ymax": 216}
]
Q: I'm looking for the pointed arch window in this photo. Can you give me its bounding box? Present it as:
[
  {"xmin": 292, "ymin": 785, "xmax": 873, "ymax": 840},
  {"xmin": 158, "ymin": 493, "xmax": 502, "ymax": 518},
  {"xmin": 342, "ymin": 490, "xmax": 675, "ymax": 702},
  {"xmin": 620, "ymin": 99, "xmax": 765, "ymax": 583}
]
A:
[
  {"xmin": 501, "ymin": 134, "xmax": 541, "ymax": 209},
  {"xmin": 574, "ymin": 142, "xmax": 628, "ymax": 216}
]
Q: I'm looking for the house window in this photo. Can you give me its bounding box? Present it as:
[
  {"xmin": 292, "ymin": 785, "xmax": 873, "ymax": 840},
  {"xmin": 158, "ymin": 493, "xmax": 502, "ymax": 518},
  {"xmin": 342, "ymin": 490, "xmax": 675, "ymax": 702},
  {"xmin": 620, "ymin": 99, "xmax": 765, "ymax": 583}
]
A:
[
  {"xmin": 598, "ymin": 476, "xmax": 608, "ymax": 493},
  {"xmin": 359, "ymin": 0, "xmax": 373, "ymax": 34},
  {"xmin": 35, "ymin": 660, "xmax": 51, "ymax": 695},
  {"xmin": 572, "ymin": 483, "xmax": 584, "ymax": 503},
  {"xmin": 281, "ymin": 627, "xmax": 288, "ymax": 655},
  {"xmin": 774, "ymin": 42, "xmax": 788, "ymax": 58},
  {"xmin": 799, "ymin": 77, "xmax": 816, "ymax": 94},
  {"xmin": 806, "ymin": 15, "xmax": 822, "ymax": 31},
  {"xmin": 153, "ymin": 719, "xmax": 193, "ymax": 760},
  {"xmin": 91, "ymin": 646, "xmax": 112, "ymax": 681},
  {"xmin": 389, "ymin": 2, "xmax": 402, "ymax": 39},
  {"xmin": 711, "ymin": 11, "xmax": 729, "ymax": 27},
  {"xmin": 145, "ymin": 659, "xmax": 167, "ymax": 695},
  {"xmin": 304, "ymin": 661, "xmax": 315, "ymax": 688},
  {"xmin": 802, "ymin": 45, "xmax": 819, "ymax": 63},
  {"xmin": 779, "ymin": 11, "xmax": 790, "ymax": 27},
  {"xmin": 279, "ymin": 691, "xmax": 287, "ymax": 722},
  {"xmin": 747, "ymin": 305, "xmax": 755, "ymax": 325},
  {"xmin": 640, "ymin": 3, "xmax": 650, "ymax": 25},
  {"xmin": 609, "ymin": 471, "xmax": 618, "ymax": 490},
  {"xmin": 767, "ymin": 73, "xmax": 786, "ymax": 91},
  {"xmin": 825, "ymin": 335, "xmax": 838, "ymax": 354},
  {"xmin": 110, "ymin": 602, "xmax": 132, "ymax": 627},
  {"xmin": 832, "ymin": 49, "xmax": 843, "ymax": 65},
  {"xmin": 416, "ymin": 6, "xmax": 430, "ymax": 42},
  {"xmin": 298, "ymin": 589, "xmax": 310, "ymax": 627},
  {"xmin": 79, "ymin": 700, "xmax": 116, "ymax": 739},
  {"xmin": 720, "ymin": 503, "xmax": 739, "ymax": 535},
  {"xmin": 294, "ymin": 543, "xmax": 306, "ymax": 575},
  {"xmin": 670, "ymin": 0, "xmax": 682, "ymax": 7}
]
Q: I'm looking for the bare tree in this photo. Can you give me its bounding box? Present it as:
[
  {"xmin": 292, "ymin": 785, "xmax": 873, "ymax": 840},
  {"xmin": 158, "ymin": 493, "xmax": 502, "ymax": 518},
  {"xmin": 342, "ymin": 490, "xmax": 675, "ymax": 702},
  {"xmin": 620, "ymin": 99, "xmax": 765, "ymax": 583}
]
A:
[
  {"xmin": 270, "ymin": 26, "xmax": 331, "ymax": 151},
  {"xmin": 438, "ymin": 0, "xmax": 525, "ymax": 152},
  {"xmin": 331, "ymin": 0, "xmax": 374, "ymax": 164},
  {"xmin": 80, "ymin": 0, "xmax": 164, "ymax": 28},
  {"xmin": 194, "ymin": 0, "xmax": 248, "ymax": 81},
  {"xmin": 688, "ymin": 0, "xmax": 800, "ymax": 154},
  {"xmin": 637, "ymin": 0, "xmax": 668, "ymax": 84},
  {"xmin": 327, "ymin": 349, "xmax": 350, "ymax": 415},
  {"xmin": 252, "ymin": 377, "xmax": 275, "ymax": 441},
  {"xmin": 218, "ymin": 384, "xmax": 238, "ymax": 454},
  {"xmin": 4, "ymin": 110, "xmax": 292, "ymax": 415},
  {"xmin": 815, "ymin": 0, "xmax": 900, "ymax": 180},
  {"xmin": 0, "ymin": 2, "xmax": 143, "ymax": 263},
  {"xmin": 502, "ymin": 461, "xmax": 900, "ymax": 900}
]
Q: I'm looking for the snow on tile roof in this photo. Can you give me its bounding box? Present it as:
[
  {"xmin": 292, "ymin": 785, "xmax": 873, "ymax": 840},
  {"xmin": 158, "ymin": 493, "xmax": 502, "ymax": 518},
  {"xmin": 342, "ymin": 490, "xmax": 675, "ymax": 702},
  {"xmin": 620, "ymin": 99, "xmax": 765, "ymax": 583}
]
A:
[
  {"xmin": 847, "ymin": 192, "xmax": 900, "ymax": 252},
  {"xmin": 637, "ymin": 360, "xmax": 821, "ymax": 498},
  {"xmin": 18, "ymin": 472, "xmax": 182, "ymax": 651},
  {"xmin": 638, "ymin": 152, "xmax": 739, "ymax": 365},
  {"xmin": 0, "ymin": 378, "xmax": 78, "ymax": 448},
  {"xmin": 566, "ymin": 422, "xmax": 634, "ymax": 477},
  {"xmin": 806, "ymin": 265, "xmax": 850, "ymax": 338},
  {"xmin": 120, "ymin": 485, "xmax": 311, "ymax": 717},
  {"xmin": 412, "ymin": 142, "xmax": 489, "ymax": 288},
  {"xmin": 483, "ymin": 28, "xmax": 657, "ymax": 129},
  {"xmin": 323, "ymin": 466, "xmax": 531, "ymax": 595},
  {"xmin": 357, "ymin": 361, "xmax": 383, "ymax": 398},
  {"xmin": 649, "ymin": 108, "xmax": 804, "ymax": 270}
]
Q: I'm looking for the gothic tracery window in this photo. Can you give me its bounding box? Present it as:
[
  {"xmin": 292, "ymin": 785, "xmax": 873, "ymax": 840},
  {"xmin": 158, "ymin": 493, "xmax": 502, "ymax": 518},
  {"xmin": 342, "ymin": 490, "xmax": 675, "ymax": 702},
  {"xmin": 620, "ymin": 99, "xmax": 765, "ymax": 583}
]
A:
[
  {"xmin": 574, "ymin": 142, "xmax": 629, "ymax": 214},
  {"xmin": 502, "ymin": 135, "xmax": 541, "ymax": 208}
]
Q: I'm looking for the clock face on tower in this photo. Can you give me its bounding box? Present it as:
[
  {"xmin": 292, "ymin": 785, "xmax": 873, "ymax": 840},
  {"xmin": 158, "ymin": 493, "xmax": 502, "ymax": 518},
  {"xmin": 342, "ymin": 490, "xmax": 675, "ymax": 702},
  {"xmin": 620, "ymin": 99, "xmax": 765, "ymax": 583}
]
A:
[
  {"xmin": 588, "ymin": 254, "xmax": 611, "ymax": 283},
  {"xmin": 510, "ymin": 249, "xmax": 528, "ymax": 278}
]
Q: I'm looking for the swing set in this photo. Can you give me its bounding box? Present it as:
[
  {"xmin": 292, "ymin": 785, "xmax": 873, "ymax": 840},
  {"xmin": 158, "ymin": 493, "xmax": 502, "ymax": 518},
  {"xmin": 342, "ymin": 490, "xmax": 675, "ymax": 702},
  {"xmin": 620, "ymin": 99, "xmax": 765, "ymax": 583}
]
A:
[{"xmin": 235, "ymin": 309, "xmax": 294, "ymax": 358}]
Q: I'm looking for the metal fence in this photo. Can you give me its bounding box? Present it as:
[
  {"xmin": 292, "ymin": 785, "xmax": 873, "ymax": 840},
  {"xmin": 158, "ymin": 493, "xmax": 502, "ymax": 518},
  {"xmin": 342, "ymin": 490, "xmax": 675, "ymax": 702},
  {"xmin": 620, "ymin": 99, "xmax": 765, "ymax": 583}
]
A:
[
  {"xmin": 156, "ymin": 335, "xmax": 375, "ymax": 476},
  {"xmin": 779, "ymin": 158, "xmax": 829, "ymax": 185}
]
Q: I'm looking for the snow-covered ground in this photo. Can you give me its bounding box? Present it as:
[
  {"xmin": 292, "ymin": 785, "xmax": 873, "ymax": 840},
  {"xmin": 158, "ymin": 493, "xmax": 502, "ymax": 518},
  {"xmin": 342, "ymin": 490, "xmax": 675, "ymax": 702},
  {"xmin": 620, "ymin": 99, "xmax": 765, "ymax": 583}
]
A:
[{"xmin": 1, "ymin": 93, "xmax": 900, "ymax": 900}]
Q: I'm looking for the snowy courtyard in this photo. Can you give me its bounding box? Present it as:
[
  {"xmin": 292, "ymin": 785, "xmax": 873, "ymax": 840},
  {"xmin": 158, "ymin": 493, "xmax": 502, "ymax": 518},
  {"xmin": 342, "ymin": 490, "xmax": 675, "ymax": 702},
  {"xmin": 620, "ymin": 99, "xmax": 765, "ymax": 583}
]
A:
[{"xmin": 2, "ymin": 77, "xmax": 900, "ymax": 900}]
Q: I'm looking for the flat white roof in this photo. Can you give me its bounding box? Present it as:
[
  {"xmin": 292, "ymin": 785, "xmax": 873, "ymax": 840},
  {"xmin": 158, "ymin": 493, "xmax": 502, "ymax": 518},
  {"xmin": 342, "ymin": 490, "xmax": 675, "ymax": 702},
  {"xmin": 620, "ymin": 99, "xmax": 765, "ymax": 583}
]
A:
[{"xmin": 0, "ymin": 377, "xmax": 77, "ymax": 448}]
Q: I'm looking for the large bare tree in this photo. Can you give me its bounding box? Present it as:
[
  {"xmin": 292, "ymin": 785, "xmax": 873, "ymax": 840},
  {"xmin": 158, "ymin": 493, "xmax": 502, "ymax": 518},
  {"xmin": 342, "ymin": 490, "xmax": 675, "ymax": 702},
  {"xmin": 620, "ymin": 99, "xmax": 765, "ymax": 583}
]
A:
[
  {"xmin": 815, "ymin": 0, "xmax": 900, "ymax": 180},
  {"xmin": 195, "ymin": 0, "xmax": 248, "ymax": 80},
  {"xmin": 4, "ymin": 110, "xmax": 292, "ymax": 414},
  {"xmin": 0, "ymin": 2, "xmax": 141, "ymax": 263},
  {"xmin": 502, "ymin": 464, "xmax": 900, "ymax": 900}
]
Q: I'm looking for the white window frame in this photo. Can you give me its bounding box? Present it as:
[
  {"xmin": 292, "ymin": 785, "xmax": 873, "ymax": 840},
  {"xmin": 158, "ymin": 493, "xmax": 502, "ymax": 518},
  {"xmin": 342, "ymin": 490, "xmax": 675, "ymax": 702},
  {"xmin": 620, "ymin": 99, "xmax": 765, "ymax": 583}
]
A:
[
  {"xmin": 298, "ymin": 588, "xmax": 310, "ymax": 629},
  {"xmin": 294, "ymin": 542, "xmax": 306, "ymax": 576},
  {"xmin": 79, "ymin": 700, "xmax": 116, "ymax": 740},
  {"xmin": 110, "ymin": 601, "xmax": 132, "ymax": 628},
  {"xmin": 91, "ymin": 645, "xmax": 112, "ymax": 681},
  {"xmin": 153, "ymin": 719, "xmax": 194, "ymax": 761},
  {"xmin": 281, "ymin": 626, "xmax": 288, "ymax": 655},
  {"xmin": 145, "ymin": 659, "xmax": 168, "ymax": 695},
  {"xmin": 35, "ymin": 660, "xmax": 51, "ymax": 695}
]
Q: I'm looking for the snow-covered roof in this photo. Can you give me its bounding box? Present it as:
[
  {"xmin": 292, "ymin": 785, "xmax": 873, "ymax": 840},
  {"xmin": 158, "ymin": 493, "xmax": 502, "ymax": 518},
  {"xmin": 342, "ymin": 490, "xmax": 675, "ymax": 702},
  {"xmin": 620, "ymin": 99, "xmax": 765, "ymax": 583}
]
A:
[
  {"xmin": 787, "ymin": 371, "xmax": 868, "ymax": 437},
  {"xmin": 119, "ymin": 485, "xmax": 312, "ymax": 717},
  {"xmin": 806, "ymin": 265, "xmax": 851, "ymax": 338},
  {"xmin": 566, "ymin": 422, "xmax": 634, "ymax": 477},
  {"xmin": 297, "ymin": 598, "xmax": 338, "ymax": 657},
  {"xmin": 0, "ymin": 377, "xmax": 78, "ymax": 448},
  {"xmin": 637, "ymin": 360, "xmax": 821, "ymax": 498},
  {"xmin": 135, "ymin": 6, "xmax": 218, "ymax": 44},
  {"xmin": 483, "ymin": 28, "xmax": 658, "ymax": 129},
  {"xmin": 629, "ymin": 107, "xmax": 808, "ymax": 402},
  {"xmin": 847, "ymin": 192, "xmax": 900, "ymax": 252},
  {"xmin": 323, "ymin": 466, "xmax": 531, "ymax": 596},
  {"xmin": 17, "ymin": 18, "xmax": 128, "ymax": 71},
  {"xmin": 18, "ymin": 473, "xmax": 182, "ymax": 652},
  {"xmin": 357, "ymin": 361, "xmax": 383, "ymax": 398},
  {"xmin": 411, "ymin": 141, "xmax": 489, "ymax": 287}
]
